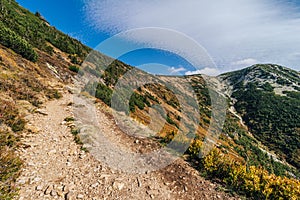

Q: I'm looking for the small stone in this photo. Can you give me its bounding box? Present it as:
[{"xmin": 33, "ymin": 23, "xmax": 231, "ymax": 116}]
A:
[
  {"xmin": 48, "ymin": 149, "xmax": 57, "ymax": 154},
  {"xmin": 36, "ymin": 185, "xmax": 43, "ymax": 191},
  {"xmin": 50, "ymin": 190, "xmax": 57, "ymax": 196},
  {"xmin": 25, "ymin": 124, "xmax": 40, "ymax": 133},
  {"xmin": 67, "ymin": 123, "xmax": 76, "ymax": 128},
  {"xmin": 33, "ymin": 177, "xmax": 42, "ymax": 182},
  {"xmin": 35, "ymin": 109, "xmax": 48, "ymax": 115},
  {"xmin": 184, "ymin": 186, "xmax": 188, "ymax": 192},
  {"xmin": 57, "ymin": 190, "xmax": 64, "ymax": 197},
  {"xmin": 65, "ymin": 86, "xmax": 76, "ymax": 94},
  {"xmin": 113, "ymin": 182, "xmax": 125, "ymax": 191},
  {"xmin": 91, "ymin": 183, "xmax": 99, "ymax": 188},
  {"xmin": 77, "ymin": 194, "xmax": 84, "ymax": 199},
  {"xmin": 17, "ymin": 179, "xmax": 26, "ymax": 185}
]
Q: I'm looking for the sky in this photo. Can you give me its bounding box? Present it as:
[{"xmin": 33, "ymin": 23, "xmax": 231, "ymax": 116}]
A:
[{"xmin": 16, "ymin": 0, "xmax": 300, "ymax": 75}]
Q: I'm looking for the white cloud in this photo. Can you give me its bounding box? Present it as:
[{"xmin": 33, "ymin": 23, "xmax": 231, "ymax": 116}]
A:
[
  {"xmin": 84, "ymin": 0, "xmax": 300, "ymax": 72},
  {"xmin": 185, "ymin": 67, "xmax": 220, "ymax": 76},
  {"xmin": 231, "ymin": 58, "xmax": 258, "ymax": 67},
  {"xmin": 167, "ymin": 66, "xmax": 186, "ymax": 75}
]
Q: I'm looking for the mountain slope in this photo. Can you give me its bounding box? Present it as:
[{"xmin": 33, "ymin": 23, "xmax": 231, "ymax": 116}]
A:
[
  {"xmin": 220, "ymin": 64, "xmax": 300, "ymax": 170},
  {"xmin": 80, "ymin": 53, "xmax": 300, "ymax": 198},
  {"xmin": 0, "ymin": 0, "xmax": 90, "ymax": 63}
]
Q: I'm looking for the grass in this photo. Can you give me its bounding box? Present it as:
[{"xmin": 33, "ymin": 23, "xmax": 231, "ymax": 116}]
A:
[
  {"xmin": 64, "ymin": 117, "xmax": 88, "ymax": 152},
  {"xmin": 0, "ymin": 91, "xmax": 24, "ymax": 200}
]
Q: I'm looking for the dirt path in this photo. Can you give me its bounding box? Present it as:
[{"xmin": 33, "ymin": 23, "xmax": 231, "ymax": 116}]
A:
[{"xmin": 15, "ymin": 89, "xmax": 240, "ymax": 200}]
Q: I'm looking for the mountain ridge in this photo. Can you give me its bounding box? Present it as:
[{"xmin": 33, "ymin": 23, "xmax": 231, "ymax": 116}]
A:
[{"xmin": 219, "ymin": 64, "xmax": 300, "ymax": 171}]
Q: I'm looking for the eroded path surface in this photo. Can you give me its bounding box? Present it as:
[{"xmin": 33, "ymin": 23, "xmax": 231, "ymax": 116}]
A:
[{"xmin": 15, "ymin": 90, "xmax": 240, "ymax": 200}]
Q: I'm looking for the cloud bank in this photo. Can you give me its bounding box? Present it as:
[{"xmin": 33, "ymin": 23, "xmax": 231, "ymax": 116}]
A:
[
  {"xmin": 84, "ymin": 0, "xmax": 300, "ymax": 72},
  {"xmin": 168, "ymin": 66, "xmax": 186, "ymax": 75},
  {"xmin": 185, "ymin": 67, "xmax": 220, "ymax": 76}
]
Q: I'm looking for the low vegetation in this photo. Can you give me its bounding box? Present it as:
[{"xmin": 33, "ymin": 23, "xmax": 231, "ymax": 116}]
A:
[
  {"xmin": 68, "ymin": 65, "xmax": 80, "ymax": 73},
  {"xmin": 0, "ymin": 101, "xmax": 23, "ymax": 199},
  {"xmin": 0, "ymin": 22, "xmax": 38, "ymax": 62},
  {"xmin": 201, "ymin": 148, "xmax": 300, "ymax": 199},
  {"xmin": 0, "ymin": 0, "xmax": 91, "ymax": 62},
  {"xmin": 233, "ymin": 81, "xmax": 300, "ymax": 170}
]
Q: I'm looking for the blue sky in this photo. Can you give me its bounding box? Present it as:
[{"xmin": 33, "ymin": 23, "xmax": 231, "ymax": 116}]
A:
[
  {"xmin": 15, "ymin": 0, "xmax": 108, "ymax": 46},
  {"xmin": 16, "ymin": 0, "xmax": 300, "ymax": 75}
]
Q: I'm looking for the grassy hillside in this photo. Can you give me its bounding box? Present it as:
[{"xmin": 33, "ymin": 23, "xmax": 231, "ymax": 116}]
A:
[{"xmin": 0, "ymin": 0, "xmax": 91, "ymax": 63}]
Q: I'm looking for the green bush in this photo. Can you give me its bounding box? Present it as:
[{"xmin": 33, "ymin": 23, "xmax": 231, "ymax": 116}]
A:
[
  {"xmin": 0, "ymin": 22, "xmax": 38, "ymax": 62},
  {"xmin": 129, "ymin": 92, "xmax": 149, "ymax": 112},
  {"xmin": 95, "ymin": 83, "xmax": 113, "ymax": 106},
  {"xmin": 68, "ymin": 54, "xmax": 81, "ymax": 65},
  {"xmin": 44, "ymin": 45, "xmax": 54, "ymax": 55},
  {"xmin": 232, "ymin": 82, "xmax": 300, "ymax": 170},
  {"xmin": 68, "ymin": 65, "xmax": 80, "ymax": 73},
  {"xmin": 166, "ymin": 113, "xmax": 179, "ymax": 128},
  {"xmin": 0, "ymin": 0, "xmax": 90, "ymax": 59}
]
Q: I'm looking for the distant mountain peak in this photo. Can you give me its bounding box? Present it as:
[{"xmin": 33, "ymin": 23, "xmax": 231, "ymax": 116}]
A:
[{"xmin": 220, "ymin": 64, "xmax": 300, "ymax": 96}]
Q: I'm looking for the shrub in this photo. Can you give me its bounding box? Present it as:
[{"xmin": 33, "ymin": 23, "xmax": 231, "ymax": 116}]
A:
[
  {"xmin": 71, "ymin": 128, "xmax": 82, "ymax": 145},
  {"xmin": 95, "ymin": 83, "xmax": 113, "ymax": 106},
  {"xmin": 201, "ymin": 148, "xmax": 300, "ymax": 199},
  {"xmin": 0, "ymin": 22, "xmax": 38, "ymax": 62},
  {"xmin": 46, "ymin": 89, "xmax": 62, "ymax": 99},
  {"xmin": 44, "ymin": 45, "xmax": 54, "ymax": 55},
  {"xmin": 68, "ymin": 54, "xmax": 81, "ymax": 64},
  {"xmin": 129, "ymin": 92, "xmax": 149, "ymax": 112},
  {"xmin": 166, "ymin": 113, "xmax": 178, "ymax": 128},
  {"xmin": 187, "ymin": 139, "xmax": 203, "ymax": 157},
  {"xmin": 64, "ymin": 116, "xmax": 75, "ymax": 122},
  {"xmin": 0, "ymin": 146, "xmax": 22, "ymax": 200},
  {"xmin": 160, "ymin": 131, "xmax": 176, "ymax": 144},
  {"xmin": 0, "ymin": 124, "xmax": 22, "ymax": 199},
  {"xmin": 0, "ymin": 100, "xmax": 25, "ymax": 132},
  {"xmin": 68, "ymin": 65, "xmax": 80, "ymax": 73}
]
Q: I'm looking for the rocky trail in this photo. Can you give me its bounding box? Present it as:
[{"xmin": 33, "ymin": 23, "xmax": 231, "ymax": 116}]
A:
[{"xmin": 15, "ymin": 88, "xmax": 240, "ymax": 200}]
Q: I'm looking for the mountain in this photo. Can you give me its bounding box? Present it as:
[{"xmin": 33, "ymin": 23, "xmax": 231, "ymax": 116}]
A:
[
  {"xmin": 220, "ymin": 64, "xmax": 300, "ymax": 170},
  {"xmin": 80, "ymin": 54, "xmax": 300, "ymax": 198},
  {"xmin": 0, "ymin": 0, "xmax": 299, "ymax": 199}
]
